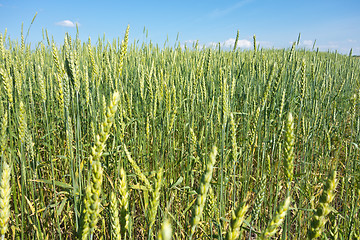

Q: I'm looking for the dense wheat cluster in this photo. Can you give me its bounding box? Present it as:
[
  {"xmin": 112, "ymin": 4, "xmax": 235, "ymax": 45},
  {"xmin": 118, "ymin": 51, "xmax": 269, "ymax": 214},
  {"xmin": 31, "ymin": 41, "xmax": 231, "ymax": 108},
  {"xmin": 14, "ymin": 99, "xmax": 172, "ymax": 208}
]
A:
[{"xmin": 0, "ymin": 26, "xmax": 359, "ymax": 239}]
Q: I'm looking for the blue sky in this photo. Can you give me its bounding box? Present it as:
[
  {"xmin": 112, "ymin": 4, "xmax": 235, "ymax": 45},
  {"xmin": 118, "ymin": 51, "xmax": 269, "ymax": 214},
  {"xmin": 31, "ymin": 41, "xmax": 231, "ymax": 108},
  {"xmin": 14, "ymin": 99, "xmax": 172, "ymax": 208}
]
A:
[{"xmin": 0, "ymin": 0, "xmax": 359, "ymax": 54}]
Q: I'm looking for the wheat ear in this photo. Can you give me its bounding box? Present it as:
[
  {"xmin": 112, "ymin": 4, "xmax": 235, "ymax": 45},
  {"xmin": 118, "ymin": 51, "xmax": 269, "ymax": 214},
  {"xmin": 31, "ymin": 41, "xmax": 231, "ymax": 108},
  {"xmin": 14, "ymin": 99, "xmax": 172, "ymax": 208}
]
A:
[
  {"xmin": 157, "ymin": 219, "xmax": 172, "ymax": 240},
  {"xmin": 226, "ymin": 194, "xmax": 250, "ymax": 240},
  {"xmin": 0, "ymin": 162, "xmax": 11, "ymax": 238},
  {"xmin": 259, "ymin": 196, "xmax": 291, "ymax": 239},
  {"xmin": 123, "ymin": 144, "xmax": 152, "ymax": 191},
  {"xmin": 91, "ymin": 91, "xmax": 120, "ymax": 164},
  {"xmin": 190, "ymin": 146, "xmax": 217, "ymax": 238},
  {"xmin": 148, "ymin": 169, "xmax": 163, "ymax": 230},
  {"xmin": 284, "ymin": 112, "xmax": 294, "ymax": 190},
  {"xmin": 119, "ymin": 168, "xmax": 129, "ymax": 238},
  {"xmin": 308, "ymin": 170, "xmax": 337, "ymax": 239},
  {"xmin": 110, "ymin": 192, "xmax": 121, "ymax": 240},
  {"xmin": 81, "ymin": 161, "xmax": 103, "ymax": 239}
]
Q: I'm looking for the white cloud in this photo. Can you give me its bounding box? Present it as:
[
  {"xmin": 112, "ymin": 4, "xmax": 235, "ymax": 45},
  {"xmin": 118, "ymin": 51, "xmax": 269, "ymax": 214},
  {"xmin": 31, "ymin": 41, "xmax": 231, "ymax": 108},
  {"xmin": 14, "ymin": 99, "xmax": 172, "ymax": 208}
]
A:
[
  {"xmin": 257, "ymin": 41, "xmax": 273, "ymax": 48},
  {"xmin": 288, "ymin": 40, "xmax": 314, "ymax": 49},
  {"xmin": 182, "ymin": 38, "xmax": 263, "ymax": 50},
  {"xmin": 237, "ymin": 39, "xmax": 252, "ymax": 48},
  {"xmin": 222, "ymin": 38, "xmax": 252, "ymax": 48},
  {"xmin": 181, "ymin": 40, "xmax": 197, "ymax": 48},
  {"xmin": 302, "ymin": 40, "xmax": 313, "ymax": 47},
  {"xmin": 184, "ymin": 40, "xmax": 197, "ymax": 45},
  {"xmin": 180, "ymin": 40, "xmax": 202, "ymax": 50},
  {"xmin": 181, "ymin": 38, "xmax": 358, "ymax": 55},
  {"xmin": 223, "ymin": 38, "xmax": 236, "ymax": 48},
  {"xmin": 55, "ymin": 20, "xmax": 79, "ymax": 28},
  {"xmin": 206, "ymin": 42, "xmax": 218, "ymax": 48},
  {"xmin": 317, "ymin": 43, "xmax": 339, "ymax": 51}
]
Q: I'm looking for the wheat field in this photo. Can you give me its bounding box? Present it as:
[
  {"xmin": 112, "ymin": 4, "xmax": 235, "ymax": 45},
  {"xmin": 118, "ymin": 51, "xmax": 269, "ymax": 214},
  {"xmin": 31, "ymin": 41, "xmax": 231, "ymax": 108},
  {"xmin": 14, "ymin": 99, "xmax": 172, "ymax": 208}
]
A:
[{"xmin": 0, "ymin": 26, "xmax": 359, "ymax": 239}]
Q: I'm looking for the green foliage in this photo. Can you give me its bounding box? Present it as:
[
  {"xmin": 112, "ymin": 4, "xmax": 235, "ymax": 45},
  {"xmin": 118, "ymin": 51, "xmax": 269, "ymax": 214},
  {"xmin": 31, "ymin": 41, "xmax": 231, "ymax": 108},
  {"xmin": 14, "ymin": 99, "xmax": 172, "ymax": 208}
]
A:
[{"xmin": 0, "ymin": 27, "xmax": 358, "ymax": 239}]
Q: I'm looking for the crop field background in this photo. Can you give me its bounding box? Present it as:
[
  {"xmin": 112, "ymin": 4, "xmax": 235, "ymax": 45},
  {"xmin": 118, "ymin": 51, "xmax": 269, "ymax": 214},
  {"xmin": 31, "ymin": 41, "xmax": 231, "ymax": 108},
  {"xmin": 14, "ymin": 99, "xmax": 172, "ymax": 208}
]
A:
[{"xmin": 0, "ymin": 26, "xmax": 359, "ymax": 239}]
